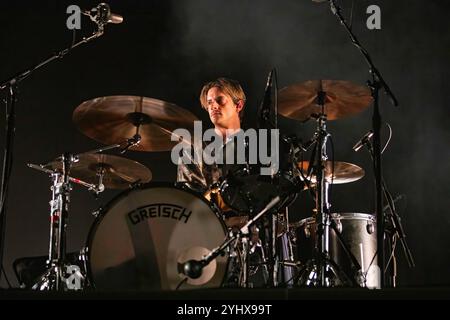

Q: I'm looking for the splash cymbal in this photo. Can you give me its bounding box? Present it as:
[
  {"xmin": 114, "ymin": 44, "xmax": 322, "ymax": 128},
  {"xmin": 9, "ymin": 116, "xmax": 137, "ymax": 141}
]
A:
[
  {"xmin": 73, "ymin": 96, "xmax": 198, "ymax": 152},
  {"xmin": 297, "ymin": 160, "xmax": 365, "ymax": 184},
  {"xmin": 278, "ymin": 80, "xmax": 373, "ymax": 121}
]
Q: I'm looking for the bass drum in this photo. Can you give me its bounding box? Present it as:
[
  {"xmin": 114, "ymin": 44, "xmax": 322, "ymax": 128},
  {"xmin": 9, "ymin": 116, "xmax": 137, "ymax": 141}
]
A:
[{"xmin": 85, "ymin": 182, "xmax": 229, "ymax": 291}]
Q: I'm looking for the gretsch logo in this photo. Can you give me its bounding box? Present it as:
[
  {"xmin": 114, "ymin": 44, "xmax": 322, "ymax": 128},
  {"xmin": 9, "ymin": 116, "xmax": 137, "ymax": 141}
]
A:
[{"xmin": 128, "ymin": 203, "xmax": 192, "ymax": 225}]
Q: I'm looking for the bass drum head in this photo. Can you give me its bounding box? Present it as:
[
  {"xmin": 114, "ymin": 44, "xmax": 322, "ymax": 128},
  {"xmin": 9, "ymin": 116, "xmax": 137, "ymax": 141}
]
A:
[{"xmin": 86, "ymin": 183, "xmax": 228, "ymax": 291}]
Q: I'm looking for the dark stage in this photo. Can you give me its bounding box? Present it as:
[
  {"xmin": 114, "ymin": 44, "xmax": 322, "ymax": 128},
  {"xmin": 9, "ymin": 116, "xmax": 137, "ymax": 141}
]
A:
[{"xmin": 0, "ymin": 0, "xmax": 449, "ymax": 298}]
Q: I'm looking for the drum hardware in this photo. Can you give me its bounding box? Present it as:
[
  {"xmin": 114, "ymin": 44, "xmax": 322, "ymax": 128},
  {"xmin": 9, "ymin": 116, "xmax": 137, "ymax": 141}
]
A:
[
  {"xmin": 29, "ymin": 153, "xmax": 85, "ymax": 291},
  {"xmin": 28, "ymin": 163, "xmax": 104, "ymax": 196},
  {"xmin": 283, "ymin": 81, "xmax": 366, "ymax": 287},
  {"xmin": 27, "ymin": 150, "xmax": 153, "ymax": 290},
  {"xmin": 319, "ymin": 0, "xmax": 400, "ymax": 287},
  {"xmin": 358, "ymin": 137, "xmax": 415, "ymax": 287},
  {"xmin": 0, "ymin": 8, "xmax": 113, "ymax": 282},
  {"xmin": 41, "ymin": 153, "xmax": 152, "ymax": 190},
  {"xmin": 276, "ymin": 208, "xmax": 297, "ymax": 287},
  {"xmin": 179, "ymin": 195, "xmax": 282, "ymax": 288},
  {"xmin": 277, "ymin": 77, "xmax": 387, "ymax": 287}
]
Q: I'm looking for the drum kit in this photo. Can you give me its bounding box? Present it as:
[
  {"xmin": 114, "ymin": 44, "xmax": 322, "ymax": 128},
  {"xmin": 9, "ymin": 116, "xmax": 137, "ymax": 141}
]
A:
[{"xmin": 25, "ymin": 79, "xmax": 383, "ymax": 292}]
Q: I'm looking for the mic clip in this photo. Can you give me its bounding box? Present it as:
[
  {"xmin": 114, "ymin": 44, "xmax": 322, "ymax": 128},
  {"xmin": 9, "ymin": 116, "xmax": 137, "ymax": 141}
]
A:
[
  {"xmin": 353, "ymin": 130, "xmax": 374, "ymax": 152},
  {"xmin": 120, "ymin": 134, "xmax": 141, "ymax": 154}
]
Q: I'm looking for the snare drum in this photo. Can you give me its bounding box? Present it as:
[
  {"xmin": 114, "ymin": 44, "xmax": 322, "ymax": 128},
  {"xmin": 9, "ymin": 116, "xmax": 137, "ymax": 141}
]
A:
[{"xmin": 85, "ymin": 182, "xmax": 229, "ymax": 291}]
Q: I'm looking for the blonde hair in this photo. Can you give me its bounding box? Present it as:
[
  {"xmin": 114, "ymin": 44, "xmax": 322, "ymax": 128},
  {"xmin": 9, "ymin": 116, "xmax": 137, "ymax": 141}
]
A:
[{"xmin": 199, "ymin": 77, "xmax": 246, "ymax": 120}]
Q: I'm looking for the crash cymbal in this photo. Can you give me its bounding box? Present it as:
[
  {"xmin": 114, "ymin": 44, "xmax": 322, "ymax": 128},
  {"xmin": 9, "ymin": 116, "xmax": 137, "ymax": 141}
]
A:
[
  {"xmin": 297, "ymin": 161, "xmax": 364, "ymax": 184},
  {"xmin": 73, "ymin": 96, "xmax": 198, "ymax": 152},
  {"xmin": 278, "ymin": 80, "xmax": 373, "ymax": 121},
  {"xmin": 46, "ymin": 153, "xmax": 152, "ymax": 189}
]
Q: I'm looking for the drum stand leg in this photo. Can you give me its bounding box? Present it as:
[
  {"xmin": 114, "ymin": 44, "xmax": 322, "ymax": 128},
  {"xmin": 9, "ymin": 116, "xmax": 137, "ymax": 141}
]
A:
[
  {"xmin": 238, "ymin": 235, "xmax": 249, "ymax": 288},
  {"xmin": 296, "ymin": 106, "xmax": 363, "ymax": 287},
  {"xmin": 297, "ymin": 101, "xmax": 354, "ymax": 287},
  {"xmin": 313, "ymin": 109, "xmax": 336, "ymax": 287},
  {"xmin": 32, "ymin": 154, "xmax": 83, "ymax": 291},
  {"xmin": 277, "ymin": 208, "xmax": 296, "ymax": 287}
]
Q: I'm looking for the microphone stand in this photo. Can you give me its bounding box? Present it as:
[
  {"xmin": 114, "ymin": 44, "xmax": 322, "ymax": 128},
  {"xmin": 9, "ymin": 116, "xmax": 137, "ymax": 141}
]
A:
[
  {"xmin": 181, "ymin": 196, "xmax": 282, "ymax": 287},
  {"xmin": 326, "ymin": 0, "xmax": 399, "ymax": 287},
  {"xmin": 363, "ymin": 141, "xmax": 415, "ymax": 286},
  {"xmin": 0, "ymin": 23, "xmax": 106, "ymax": 285}
]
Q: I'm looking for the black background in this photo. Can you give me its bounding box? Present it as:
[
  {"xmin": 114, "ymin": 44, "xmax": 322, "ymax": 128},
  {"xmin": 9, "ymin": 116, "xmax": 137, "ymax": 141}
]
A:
[{"xmin": 0, "ymin": 0, "xmax": 449, "ymax": 288}]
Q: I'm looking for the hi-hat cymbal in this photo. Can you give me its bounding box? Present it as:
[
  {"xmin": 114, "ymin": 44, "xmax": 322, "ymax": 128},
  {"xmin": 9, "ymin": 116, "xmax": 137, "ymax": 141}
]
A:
[
  {"xmin": 297, "ymin": 161, "xmax": 364, "ymax": 184},
  {"xmin": 278, "ymin": 80, "xmax": 373, "ymax": 121},
  {"xmin": 46, "ymin": 153, "xmax": 152, "ymax": 189},
  {"xmin": 73, "ymin": 96, "xmax": 198, "ymax": 152}
]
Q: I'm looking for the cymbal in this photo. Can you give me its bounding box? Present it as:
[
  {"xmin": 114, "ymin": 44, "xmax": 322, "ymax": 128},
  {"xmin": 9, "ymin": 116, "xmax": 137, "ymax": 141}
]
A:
[
  {"xmin": 73, "ymin": 96, "xmax": 198, "ymax": 152},
  {"xmin": 278, "ymin": 80, "xmax": 373, "ymax": 121},
  {"xmin": 46, "ymin": 153, "xmax": 152, "ymax": 189},
  {"xmin": 297, "ymin": 161, "xmax": 364, "ymax": 184}
]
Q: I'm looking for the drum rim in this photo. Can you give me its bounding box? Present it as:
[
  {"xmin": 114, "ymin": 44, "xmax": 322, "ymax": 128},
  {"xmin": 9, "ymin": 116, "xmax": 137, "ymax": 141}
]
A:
[
  {"xmin": 331, "ymin": 212, "xmax": 376, "ymax": 221},
  {"xmin": 84, "ymin": 181, "xmax": 227, "ymax": 290},
  {"xmin": 294, "ymin": 212, "xmax": 376, "ymax": 227}
]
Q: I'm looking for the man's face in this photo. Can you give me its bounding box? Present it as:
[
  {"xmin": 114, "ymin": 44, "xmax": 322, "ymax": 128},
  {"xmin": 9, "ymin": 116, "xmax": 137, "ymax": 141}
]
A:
[{"xmin": 206, "ymin": 87, "xmax": 240, "ymax": 128}]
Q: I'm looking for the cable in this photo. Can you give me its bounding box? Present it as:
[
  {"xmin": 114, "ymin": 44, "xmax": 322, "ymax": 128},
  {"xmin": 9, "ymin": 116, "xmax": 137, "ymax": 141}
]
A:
[
  {"xmin": 328, "ymin": 135, "xmax": 335, "ymax": 203},
  {"xmin": 349, "ymin": 0, "xmax": 355, "ymax": 30},
  {"xmin": 1, "ymin": 264, "xmax": 11, "ymax": 288},
  {"xmin": 305, "ymin": 142, "xmax": 318, "ymax": 203},
  {"xmin": 71, "ymin": 29, "xmax": 77, "ymax": 49},
  {"xmin": 381, "ymin": 122, "xmax": 392, "ymax": 154},
  {"xmin": 385, "ymin": 235, "xmax": 398, "ymax": 274},
  {"xmin": 175, "ymin": 277, "xmax": 188, "ymax": 290}
]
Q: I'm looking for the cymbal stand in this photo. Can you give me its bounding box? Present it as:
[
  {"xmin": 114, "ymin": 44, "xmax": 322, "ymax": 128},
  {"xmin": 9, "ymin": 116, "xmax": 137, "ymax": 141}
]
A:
[
  {"xmin": 313, "ymin": 95, "xmax": 333, "ymax": 287},
  {"xmin": 32, "ymin": 153, "xmax": 83, "ymax": 291},
  {"xmin": 297, "ymin": 89, "xmax": 353, "ymax": 287},
  {"xmin": 28, "ymin": 163, "xmax": 103, "ymax": 195},
  {"xmin": 0, "ymin": 16, "xmax": 108, "ymax": 287}
]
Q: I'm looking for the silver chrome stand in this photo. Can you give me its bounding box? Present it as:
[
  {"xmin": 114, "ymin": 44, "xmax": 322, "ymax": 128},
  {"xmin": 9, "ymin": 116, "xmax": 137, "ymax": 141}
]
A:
[
  {"xmin": 32, "ymin": 154, "xmax": 83, "ymax": 291},
  {"xmin": 297, "ymin": 90, "xmax": 348, "ymax": 287}
]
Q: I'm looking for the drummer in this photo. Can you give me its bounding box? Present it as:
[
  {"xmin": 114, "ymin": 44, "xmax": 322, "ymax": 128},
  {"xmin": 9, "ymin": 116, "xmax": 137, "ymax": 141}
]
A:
[{"xmin": 176, "ymin": 77, "xmax": 246, "ymax": 221}]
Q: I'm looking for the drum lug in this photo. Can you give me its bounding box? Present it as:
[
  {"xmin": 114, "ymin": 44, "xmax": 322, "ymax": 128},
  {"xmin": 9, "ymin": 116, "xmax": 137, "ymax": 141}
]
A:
[
  {"xmin": 366, "ymin": 221, "xmax": 375, "ymax": 234},
  {"xmin": 304, "ymin": 224, "xmax": 311, "ymax": 238},
  {"xmin": 334, "ymin": 218, "xmax": 342, "ymax": 234},
  {"xmin": 91, "ymin": 206, "xmax": 103, "ymax": 218}
]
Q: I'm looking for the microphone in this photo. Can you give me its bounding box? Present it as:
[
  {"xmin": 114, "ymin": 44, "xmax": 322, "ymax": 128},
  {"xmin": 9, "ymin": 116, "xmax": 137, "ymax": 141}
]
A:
[
  {"xmin": 352, "ymin": 130, "xmax": 374, "ymax": 152},
  {"xmin": 83, "ymin": 3, "xmax": 123, "ymax": 25},
  {"xmin": 258, "ymin": 69, "xmax": 274, "ymax": 126},
  {"xmin": 178, "ymin": 259, "xmax": 205, "ymax": 279}
]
